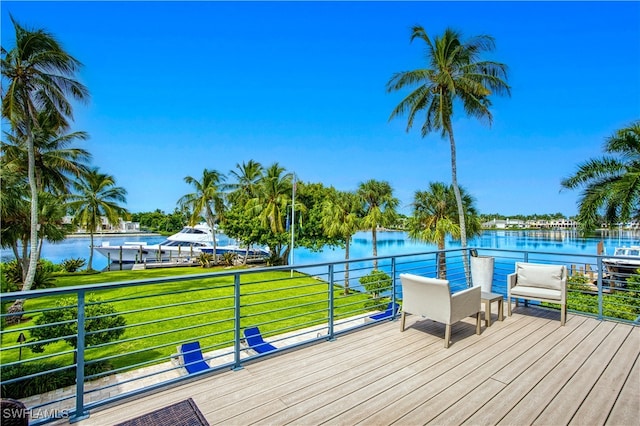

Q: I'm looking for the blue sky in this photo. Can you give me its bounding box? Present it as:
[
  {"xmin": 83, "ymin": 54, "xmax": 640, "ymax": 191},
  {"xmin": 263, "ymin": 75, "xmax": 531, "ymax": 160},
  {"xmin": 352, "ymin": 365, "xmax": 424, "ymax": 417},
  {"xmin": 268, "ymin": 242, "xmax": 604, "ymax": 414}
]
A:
[{"xmin": 2, "ymin": 1, "xmax": 639, "ymax": 217}]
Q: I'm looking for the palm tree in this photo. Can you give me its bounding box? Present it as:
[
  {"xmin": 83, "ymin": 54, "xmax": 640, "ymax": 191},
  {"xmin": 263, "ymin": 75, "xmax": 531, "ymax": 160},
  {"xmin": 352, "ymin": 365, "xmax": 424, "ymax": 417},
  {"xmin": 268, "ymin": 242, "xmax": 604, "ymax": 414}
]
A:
[
  {"xmin": 248, "ymin": 163, "xmax": 293, "ymax": 234},
  {"xmin": 177, "ymin": 169, "xmax": 227, "ymax": 263},
  {"xmin": 227, "ymin": 160, "xmax": 264, "ymax": 204},
  {"xmin": 321, "ymin": 189, "xmax": 363, "ymax": 294},
  {"xmin": 245, "ymin": 163, "xmax": 295, "ymax": 264},
  {"xmin": 226, "ymin": 160, "xmax": 264, "ymax": 263},
  {"xmin": 357, "ymin": 179, "xmax": 399, "ymax": 270},
  {"xmin": 387, "ymin": 25, "xmax": 509, "ymax": 283},
  {"xmin": 561, "ymin": 121, "xmax": 640, "ymax": 231},
  {"xmin": 2, "ymin": 110, "xmax": 90, "ymax": 282},
  {"xmin": 2, "ymin": 17, "xmax": 89, "ymax": 290},
  {"xmin": 67, "ymin": 168, "xmax": 128, "ymax": 271},
  {"xmin": 2, "ymin": 110, "xmax": 91, "ymax": 195},
  {"xmin": 408, "ymin": 182, "xmax": 481, "ymax": 279}
]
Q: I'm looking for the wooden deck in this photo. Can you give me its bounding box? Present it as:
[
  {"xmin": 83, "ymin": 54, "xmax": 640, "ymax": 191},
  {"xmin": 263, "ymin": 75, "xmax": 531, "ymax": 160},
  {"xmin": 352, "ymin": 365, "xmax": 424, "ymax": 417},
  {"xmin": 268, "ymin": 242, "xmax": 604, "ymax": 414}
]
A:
[{"xmin": 69, "ymin": 306, "xmax": 639, "ymax": 425}]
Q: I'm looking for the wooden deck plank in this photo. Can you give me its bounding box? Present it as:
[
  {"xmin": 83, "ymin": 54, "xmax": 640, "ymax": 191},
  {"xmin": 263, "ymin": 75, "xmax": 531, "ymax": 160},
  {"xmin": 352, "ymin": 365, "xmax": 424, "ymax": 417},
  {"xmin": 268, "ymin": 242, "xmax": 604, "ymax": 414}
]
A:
[
  {"xmin": 63, "ymin": 309, "xmax": 639, "ymax": 426},
  {"xmin": 498, "ymin": 321, "xmax": 618, "ymax": 425},
  {"xmin": 399, "ymin": 317, "xmax": 565, "ymax": 425},
  {"xmin": 424, "ymin": 314, "xmax": 575, "ymax": 425},
  {"xmin": 534, "ymin": 323, "xmax": 634, "ymax": 425},
  {"xmin": 569, "ymin": 324, "xmax": 640, "ymax": 425},
  {"xmin": 461, "ymin": 313, "xmax": 599, "ymax": 425},
  {"xmin": 356, "ymin": 315, "xmax": 547, "ymax": 425},
  {"xmin": 245, "ymin": 327, "xmax": 444, "ymax": 425},
  {"xmin": 211, "ymin": 330, "xmax": 433, "ymax": 424},
  {"xmin": 489, "ymin": 311, "xmax": 589, "ymax": 384},
  {"xmin": 603, "ymin": 347, "xmax": 640, "ymax": 426}
]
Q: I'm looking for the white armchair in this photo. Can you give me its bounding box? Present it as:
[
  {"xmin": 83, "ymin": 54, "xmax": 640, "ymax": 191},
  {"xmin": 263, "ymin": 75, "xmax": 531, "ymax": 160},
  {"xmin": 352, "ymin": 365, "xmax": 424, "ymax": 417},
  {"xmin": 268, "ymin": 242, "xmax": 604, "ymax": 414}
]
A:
[
  {"xmin": 399, "ymin": 273, "xmax": 482, "ymax": 348},
  {"xmin": 507, "ymin": 262, "xmax": 567, "ymax": 325}
]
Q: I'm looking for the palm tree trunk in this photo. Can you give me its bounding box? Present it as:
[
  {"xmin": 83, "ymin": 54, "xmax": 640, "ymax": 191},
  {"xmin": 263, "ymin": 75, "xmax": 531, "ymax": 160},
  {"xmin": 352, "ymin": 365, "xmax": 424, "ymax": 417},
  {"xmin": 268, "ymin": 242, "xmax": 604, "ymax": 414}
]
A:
[
  {"xmin": 9, "ymin": 127, "xmax": 39, "ymax": 323},
  {"xmin": 207, "ymin": 217, "xmax": 218, "ymax": 265},
  {"xmin": 438, "ymin": 238, "xmax": 447, "ymax": 279},
  {"xmin": 88, "ymin": 231, "xmax": 95, "ymax": 270},
  {"xmin": 448, "ymin": 130, "xmax": 471, "ymax": 286},
  {"xmin": 372, "ymin": 228, "xmax": 378, "ymax": 270},
  {"xmin": 24, "ymin": 130, "xmax": 39, "ymax": 292}
]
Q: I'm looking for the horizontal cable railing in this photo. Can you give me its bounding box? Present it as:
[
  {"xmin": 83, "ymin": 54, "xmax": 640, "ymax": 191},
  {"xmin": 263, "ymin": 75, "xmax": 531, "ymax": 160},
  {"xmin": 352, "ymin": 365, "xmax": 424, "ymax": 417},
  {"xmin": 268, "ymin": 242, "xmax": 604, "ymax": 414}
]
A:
[{"xmin": 1, "ymin": 247, "xmax": 639, "ymax": 424}]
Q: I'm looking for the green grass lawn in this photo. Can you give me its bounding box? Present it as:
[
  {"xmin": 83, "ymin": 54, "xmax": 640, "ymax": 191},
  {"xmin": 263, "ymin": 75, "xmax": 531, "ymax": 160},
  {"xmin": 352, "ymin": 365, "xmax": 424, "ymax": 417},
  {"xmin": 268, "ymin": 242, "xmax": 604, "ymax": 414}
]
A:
[{"xmin": 1, "ymin": 265, "xmax": 373, "ymax": 375}]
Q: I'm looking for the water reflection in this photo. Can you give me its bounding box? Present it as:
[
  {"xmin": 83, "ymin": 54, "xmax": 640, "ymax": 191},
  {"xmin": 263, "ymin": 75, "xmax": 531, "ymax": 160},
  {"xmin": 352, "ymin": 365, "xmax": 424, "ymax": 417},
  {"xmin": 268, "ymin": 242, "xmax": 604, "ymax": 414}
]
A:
[{"xmin": 1, "ymin": 229, "xmax": 639, "ymax": 273}]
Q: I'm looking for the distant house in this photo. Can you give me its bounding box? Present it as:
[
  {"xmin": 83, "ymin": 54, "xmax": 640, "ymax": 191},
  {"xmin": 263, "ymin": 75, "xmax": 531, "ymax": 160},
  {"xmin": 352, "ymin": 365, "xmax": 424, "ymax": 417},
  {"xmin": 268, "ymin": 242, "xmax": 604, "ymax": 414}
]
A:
[
  {"xmin": 62, "ymin": 216, "xmax": 140, "ymax": 233},
  {"xmin": 482, "ymin": 218, "xmax": 526, "ymax": 229},
  {"xmin": 527, "ymin": 219, "xmax": 578, "ymax": 229}
]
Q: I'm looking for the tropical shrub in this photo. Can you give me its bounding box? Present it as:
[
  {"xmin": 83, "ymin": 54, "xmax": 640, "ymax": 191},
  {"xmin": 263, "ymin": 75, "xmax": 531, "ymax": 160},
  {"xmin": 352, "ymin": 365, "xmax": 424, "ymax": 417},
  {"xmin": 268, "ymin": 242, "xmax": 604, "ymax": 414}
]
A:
[
  {"xmin": 221, "ymin": 252, "xmax": 238, "ymax": 266},
  {"xmin": 30, "ymin": 295, "xmax": 126, "ymax": 353},
  {"xmin": 1, "ymin": 361, "xmax": 111, "ymax": 399},
  {"xmin": 198, "ymin": 252, "xmax": 215, "ymax": 268},
  {"xmin": 567, "ymin": 292, "xmax": 637, "ymax": 321},
  {"xmin": 359, "ymin": 270, "xmax": 393, "ymax": 310},
  {"xmin": 61, "ymin": 258, "xmax": 87, "ymax": 272},
  {"xmin": 1, "ymin": 260, "xmax": 56, "ymax": 291},
  {"xmin": 561, "ymin": 272, "xmax": 640, "ymax": 321},
  {"xmin": 567, "ymin": 273, "xmax": 593, "ymax": 292}
]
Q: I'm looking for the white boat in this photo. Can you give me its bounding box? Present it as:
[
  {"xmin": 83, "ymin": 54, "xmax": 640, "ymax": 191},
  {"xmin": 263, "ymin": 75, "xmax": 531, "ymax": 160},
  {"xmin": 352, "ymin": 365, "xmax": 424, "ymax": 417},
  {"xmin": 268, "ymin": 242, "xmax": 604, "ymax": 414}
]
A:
[
  {"xmin": 602, "ymin": 246, "xmax": 640, "ymax": 281},
  {"xmin": 95, "ymin": 224, "xmax": 269, "ymax": 263}
]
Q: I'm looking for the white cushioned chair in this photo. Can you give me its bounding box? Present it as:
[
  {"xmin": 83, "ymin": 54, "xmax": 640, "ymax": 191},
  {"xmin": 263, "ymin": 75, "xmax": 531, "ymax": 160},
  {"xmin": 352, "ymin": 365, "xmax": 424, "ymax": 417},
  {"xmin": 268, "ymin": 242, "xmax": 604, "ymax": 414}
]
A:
[
  {"xmin": 399, "ymin": 273, "xmax": 481, "ymax": 348},
  {"xmin": 507, "ymin": 262, "xmax": 567, "ymax": 325}
]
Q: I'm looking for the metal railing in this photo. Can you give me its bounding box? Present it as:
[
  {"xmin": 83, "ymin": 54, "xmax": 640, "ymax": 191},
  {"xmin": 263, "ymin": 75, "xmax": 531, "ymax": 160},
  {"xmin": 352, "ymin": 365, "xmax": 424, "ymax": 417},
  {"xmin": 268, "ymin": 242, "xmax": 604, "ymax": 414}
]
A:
[{"xmin": 1, "ymin": 247, "xmax": 638, "ymax": 424}]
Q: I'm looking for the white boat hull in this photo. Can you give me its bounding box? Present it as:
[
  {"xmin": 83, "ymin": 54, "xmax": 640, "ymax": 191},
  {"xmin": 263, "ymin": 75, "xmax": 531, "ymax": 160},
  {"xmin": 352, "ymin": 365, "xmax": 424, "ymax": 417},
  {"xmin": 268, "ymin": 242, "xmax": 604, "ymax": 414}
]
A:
[{"xmin": 94, "ymin": 224, "xmax": 270, "ymax": 264}]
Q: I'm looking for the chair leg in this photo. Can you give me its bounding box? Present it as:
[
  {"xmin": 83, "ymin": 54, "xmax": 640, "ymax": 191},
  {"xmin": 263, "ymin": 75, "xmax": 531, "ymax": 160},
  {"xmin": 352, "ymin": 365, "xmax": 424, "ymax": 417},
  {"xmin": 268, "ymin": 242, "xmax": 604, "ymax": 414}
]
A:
[
  {"xmin": 561, "ymin": 304, "xmax": 566, "ymax": 326},
  {"xmin": 476, "ymin": 312, "xmax": 481, "ymax": 335},
  {"xmin": 507, "ymin": 296, "xmax": 512, "ymax": 316},
  {"xmin": 400, "ymin": 311, "xmax": 406, "ymax": 331},
  {"xmin": 444, "ymin": 324, "xmax": 451, "ymax": 348}
]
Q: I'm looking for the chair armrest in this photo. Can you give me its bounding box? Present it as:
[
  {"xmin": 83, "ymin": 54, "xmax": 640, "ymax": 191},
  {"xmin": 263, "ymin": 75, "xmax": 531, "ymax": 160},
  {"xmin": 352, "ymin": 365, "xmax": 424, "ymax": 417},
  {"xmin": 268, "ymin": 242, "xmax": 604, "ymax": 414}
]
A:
[
  {"xmin": 451, "ymin": 286, "xmax": 481, "ymax": 320},
  {"xmin": 507, "ymin": 272, "xmax": 517, "ymax": 288}
]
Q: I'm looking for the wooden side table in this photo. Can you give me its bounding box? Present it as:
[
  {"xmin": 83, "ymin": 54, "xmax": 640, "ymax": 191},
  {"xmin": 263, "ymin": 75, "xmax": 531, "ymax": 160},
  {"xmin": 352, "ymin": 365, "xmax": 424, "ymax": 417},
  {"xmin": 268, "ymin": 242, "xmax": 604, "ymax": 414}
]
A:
[{"xmin": 481, "ymin": 291, "xmax": 504, "ymax": 327}]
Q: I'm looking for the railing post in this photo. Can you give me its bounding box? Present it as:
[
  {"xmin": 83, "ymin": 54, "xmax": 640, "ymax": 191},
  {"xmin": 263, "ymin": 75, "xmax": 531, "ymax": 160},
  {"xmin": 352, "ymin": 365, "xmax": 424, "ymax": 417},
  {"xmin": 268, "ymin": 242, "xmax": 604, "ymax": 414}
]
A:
[
  {"xmin": 391, "ymin": 257, "xmax": 397, "ymax": 319},
  {"xmin": 233, "ymin": 273, "xmax": 243, "ymax": 370},
  {"xmin": 597, "ymin": 257, "xmax": 604, "ymax": 320},
  {"xmin": 327, "ymin": 264, "xmax": 335, "ymax": 340},
  {"xmin": 70, "ymin": 290, "xmax": 89, "ymax": 422}
]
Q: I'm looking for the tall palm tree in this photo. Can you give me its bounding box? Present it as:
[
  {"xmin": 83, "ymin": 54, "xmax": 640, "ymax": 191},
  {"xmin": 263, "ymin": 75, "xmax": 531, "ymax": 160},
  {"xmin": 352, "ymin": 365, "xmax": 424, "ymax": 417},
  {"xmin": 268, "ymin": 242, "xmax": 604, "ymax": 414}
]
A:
[
  {"xmin": 248, "ymin": 163, "xmax": 293, "ymax": 234},
  {"xmin": 226, "ymin": 160, "xmax": 264, "ymax": 263},
  {"xmin": 2, "ymin": 110, "xmax": 91, "ymax": 195},
  {"xmin": 561, "ymin": 121, "xmax": 640, "ymax": 231},
  {"xmin": 321, "ymin": 189, "xmax": 363, "ymax": 294},
  {"xmin": 227, "ymin": 159, "xmax": 264, "ymax": 204},
  {"xmin": 2, "ymin": 110, "xmax": 90, "ymax": 283},
  {"xmin": 408, "ymin": 182, "xmax": 481, "ymax": 279},
  {"xmin": 177, "ymin": 169, "xmax": 227, "ymax": 262},
  {"xmin": 2, "ymin": 17, "xmax": 89, "ymax": 290},
  {"xmin": 245, "ymin": 163, "xmax": 295, "ymax": 264},
  {"xmin": 357, "ymin": 179, "xmax": 399, "ymax": 270},
  {"xmin": 67, "ymin": 168, "xmax": 128, "ymax": 271},
  {"xmin": 387, "ymin": 25, "xmax": 509, "ymax": 283}
]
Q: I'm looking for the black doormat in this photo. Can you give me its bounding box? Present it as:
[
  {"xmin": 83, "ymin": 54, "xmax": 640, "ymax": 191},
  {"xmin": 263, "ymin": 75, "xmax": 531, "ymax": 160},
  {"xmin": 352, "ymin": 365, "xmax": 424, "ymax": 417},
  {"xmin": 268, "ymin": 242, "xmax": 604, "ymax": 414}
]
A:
[{"xmin": 115, "ymin": 398, "xmax": 209, "ymax": 426}]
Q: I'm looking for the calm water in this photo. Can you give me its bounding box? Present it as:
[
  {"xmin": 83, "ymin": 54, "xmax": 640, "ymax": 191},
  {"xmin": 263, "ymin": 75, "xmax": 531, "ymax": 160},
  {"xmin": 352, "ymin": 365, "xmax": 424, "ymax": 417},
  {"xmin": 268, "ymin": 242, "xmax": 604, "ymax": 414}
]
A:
[{"xmin": 4, "ymin": 229, "xmax": 636, "ymax": 272}]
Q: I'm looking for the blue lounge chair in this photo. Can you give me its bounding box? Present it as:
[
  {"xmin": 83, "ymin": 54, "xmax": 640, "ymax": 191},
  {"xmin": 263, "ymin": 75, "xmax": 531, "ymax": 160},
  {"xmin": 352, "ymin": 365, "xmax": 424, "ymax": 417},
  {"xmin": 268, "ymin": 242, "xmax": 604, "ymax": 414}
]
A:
[
  {"xmin": 179, "ymin": 341, "xmax": 210, "ymax": 374},
  {"xmin": 243, "ymin": 327, "xmax": 277, "ymax": 354},
  {"xmin": 368, "ymin": 302, "xmax": 400, "ymax": 321}
]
